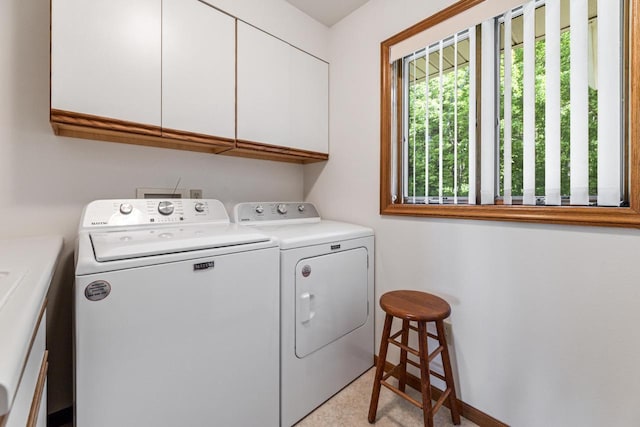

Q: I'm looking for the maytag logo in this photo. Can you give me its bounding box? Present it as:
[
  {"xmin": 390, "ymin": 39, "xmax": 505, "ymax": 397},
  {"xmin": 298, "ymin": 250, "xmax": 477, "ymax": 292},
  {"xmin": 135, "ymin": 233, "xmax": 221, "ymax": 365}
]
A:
[
  {"xmin": 91, "ymin": 221, "xmax": 108, "ymax": 225},
  {"xmin": 193, "ymin": 261, "xmax": 215, "ymax": 271}
]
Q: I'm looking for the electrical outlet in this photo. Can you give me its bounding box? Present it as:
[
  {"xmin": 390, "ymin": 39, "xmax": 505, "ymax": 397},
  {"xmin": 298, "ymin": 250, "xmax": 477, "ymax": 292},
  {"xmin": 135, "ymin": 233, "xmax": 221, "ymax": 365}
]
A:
[
  {"xmin": 443, "ymin": 320, "xmax": 453, "ymax": 344},
  {"xmin": 190, "ymin": 189, "xmax": 203, "ymax": 199}
]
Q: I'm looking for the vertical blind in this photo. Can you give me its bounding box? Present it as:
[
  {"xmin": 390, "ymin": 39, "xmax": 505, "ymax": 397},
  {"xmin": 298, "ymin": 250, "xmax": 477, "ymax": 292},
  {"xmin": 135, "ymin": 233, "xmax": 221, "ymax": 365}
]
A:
[
  {"xmin": 569, "ymin": 0, "xmax": 590, "ymax": 205},
  {"xmin": 545, "ymin": 0, "xmax": 561, "ymax": 205},
  {"xmin": 399, "ymin": 0, "xmax": 623, "ymax": 206},
  {"xmin": 598, "ymin": 2, "xmax": 622, "ymax": 206},
  {"xmin": 480, "ymin": 20, "xmax": 495, "ymax": 204},
  {"xmin": 496, "ymin": 0, "xmax": 622, "ymax": 206},
  {"xmin": 522, "ymin": 1, "xmax": 536, "ymax": 205}
]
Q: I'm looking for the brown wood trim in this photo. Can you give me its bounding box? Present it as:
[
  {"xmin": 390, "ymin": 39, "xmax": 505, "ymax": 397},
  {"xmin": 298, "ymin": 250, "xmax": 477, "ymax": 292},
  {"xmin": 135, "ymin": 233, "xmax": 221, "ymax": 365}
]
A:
[
  {"xmin": 26, "ymin": 351, "xmax": 48, "ymax": 427},
  {"xmin": 51, "ymin": 109, "xmax": 233, "ymax": 152},
  {"xmin": 51, "ymin": 122, "xmax": 230, "ymax": 154},
  {"xmin": 374, "ymin": 355, "xmax": 509, "ymax": 427},
  {"xmin": 382, "ymin": 203, "xmax": 640, "ymax": 228},
  {"xmin": 630, "ymin": 0, "xmax": 640, "ymax": 211},
  {"xmin": 380, "ymin": 0, "xmax": 640, "ymax": 229},
  {"xmin": 50, "ymin": 109, "xmax": 162, "ymax": 137},
  {"xmin": 161, "ymin": 127, "xmax": 234, "ymax": 147},
  {"xmin": 51, "ymin": 108, "xmax": 327, "ymax": 162},
  {"xmin": 380, "ymin": 40, "xmax": 393, "ymax": 211},
  {"xmin": 226, "ymin": 139, "xmax": 329, "ymax": 164}
]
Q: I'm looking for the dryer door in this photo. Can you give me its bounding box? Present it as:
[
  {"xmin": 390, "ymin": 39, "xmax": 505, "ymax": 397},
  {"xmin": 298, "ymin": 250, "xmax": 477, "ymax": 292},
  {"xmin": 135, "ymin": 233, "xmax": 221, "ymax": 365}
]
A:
[{"xmin": 295, "ymin": 247, "xmax": 368, "ymax": 358}]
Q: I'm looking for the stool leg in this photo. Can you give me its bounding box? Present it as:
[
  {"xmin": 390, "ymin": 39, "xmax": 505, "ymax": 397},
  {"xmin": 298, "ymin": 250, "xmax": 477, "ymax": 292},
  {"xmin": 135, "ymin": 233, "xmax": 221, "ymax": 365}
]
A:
[
  {"xmin": 436, "ymin": 320, "xmax": 461, "ymax": 425},
  {"xmin": 397, "ymin": 319, "xmax": 410, "ymax": 392},
  {"xmin": 368, "ymin": 314, "xmax": 394, "ymax": 423},
  {"xmin": 417, "ymin": 321, "xmax": 434, "ymax": 427}
]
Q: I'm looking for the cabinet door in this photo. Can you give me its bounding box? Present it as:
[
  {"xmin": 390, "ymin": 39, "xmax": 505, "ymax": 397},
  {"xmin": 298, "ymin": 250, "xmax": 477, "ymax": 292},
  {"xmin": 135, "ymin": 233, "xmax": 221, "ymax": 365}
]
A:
[
  {"xmin": 237, "ymin": 22, "xmax": 290, "ymax": 148},
  {"xmin": 162, "ymin": 0, "xmax": 235, "ymax": 139},
  {"xmin": 289, "ymin": 48, "xmax": 329, "ymax": 154},
  {"xmin": 51, "ymin": 0, "xmax": 161, "ymax": 126},
  {"xmin": 237, "ymin": 23, "xmax": 329, "ymax": 155}
]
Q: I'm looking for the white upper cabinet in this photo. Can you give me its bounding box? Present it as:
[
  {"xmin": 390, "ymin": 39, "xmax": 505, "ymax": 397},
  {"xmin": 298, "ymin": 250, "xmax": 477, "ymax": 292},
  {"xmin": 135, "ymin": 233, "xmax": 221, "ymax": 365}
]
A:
[
  {"xmin": 237, "ymin": 23, "xmax": 290, "ymax": 148},
  {"xmin": 51, "ymin": 0, "xmax": 161, "ymax": 126},
  {"xmin": 162, "ymin": 0, "xmax": 235, "ymax": 139},
  {"xmin": 237, "ymin": 22, "xmax": 329, "ymax": 154},
  {"xmin": 51, "ymin": 2, "xmax": 328, "ymax": 161},
  {"xmin": 289, "ymin": 47, "xmax": 329, "ymax": 154}
]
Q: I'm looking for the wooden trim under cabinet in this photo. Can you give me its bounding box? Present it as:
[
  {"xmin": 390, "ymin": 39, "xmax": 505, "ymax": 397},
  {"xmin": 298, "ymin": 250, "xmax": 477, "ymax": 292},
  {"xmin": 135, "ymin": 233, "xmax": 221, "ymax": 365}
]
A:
[
  {"xmin": 26, "ymin": 351, "xmax": 48, "ymax": 427},
  {"xmin": 51, "ymin": 109, "xmax": 162, "ymax": 136},
  {"xmin": 226, "ymin": 139, "xmax": 329, "ymax": 164},
  {"xmin": 161, "ymin": 127, "xmax": 235, "ymax": 148},
  {"xmin": 50, "ymin": 109, "xmax": 330, "ymax": 162},
  {"xmin": 50, "ymin": 109, "xmax": 234, "ymax": 154}
]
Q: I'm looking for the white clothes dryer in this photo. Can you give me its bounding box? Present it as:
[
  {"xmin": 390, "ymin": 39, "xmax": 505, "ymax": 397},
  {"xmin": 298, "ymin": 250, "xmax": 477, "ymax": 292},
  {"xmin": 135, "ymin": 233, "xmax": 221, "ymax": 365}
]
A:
[
  {"xmin": 234, "ymin": 202, "xmax": 374, "ymax": 427},
  {"xmin": 75, "ymin": 199, "xmax": 280, "ymax": 427}
]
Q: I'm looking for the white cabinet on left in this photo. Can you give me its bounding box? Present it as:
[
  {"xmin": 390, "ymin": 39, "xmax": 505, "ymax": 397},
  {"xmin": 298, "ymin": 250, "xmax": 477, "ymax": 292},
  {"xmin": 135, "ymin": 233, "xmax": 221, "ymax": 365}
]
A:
[
  {"xmin": 50, "ymin": 0, "xmax": 328, "ymax": 162},
  {"xmin": 50, "ymin": 0, "xmax": 235, "ymax": 153},
  {"xmin": 51, "ymin": 0, "xmax": 161, "ymax": 126}
]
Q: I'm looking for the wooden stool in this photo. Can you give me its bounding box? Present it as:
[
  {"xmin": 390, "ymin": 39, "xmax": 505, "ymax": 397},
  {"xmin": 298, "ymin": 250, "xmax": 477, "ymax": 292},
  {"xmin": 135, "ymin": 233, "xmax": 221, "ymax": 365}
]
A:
[{"xmin": 368, "ymin": 290, "xmax": 461, "ymax": 427}]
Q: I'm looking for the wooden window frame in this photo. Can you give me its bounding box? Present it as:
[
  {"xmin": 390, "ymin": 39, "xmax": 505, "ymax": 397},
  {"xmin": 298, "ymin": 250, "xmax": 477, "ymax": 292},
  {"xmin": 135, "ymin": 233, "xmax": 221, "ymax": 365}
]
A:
[{"xmin": 380, "ymin": 0, "xmax": 640, "ymax": 228}]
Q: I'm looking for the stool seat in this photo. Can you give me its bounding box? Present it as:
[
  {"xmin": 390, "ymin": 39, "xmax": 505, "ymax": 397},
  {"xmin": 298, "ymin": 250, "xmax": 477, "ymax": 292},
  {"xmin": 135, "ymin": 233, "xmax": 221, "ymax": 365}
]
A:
[
  {"xmin": 380, "ymin": 290, "xmax": 451, "ymax": 321},
  {"xmin": 369, "ymin": 290, "xmax": 460, "ymax": 427}
]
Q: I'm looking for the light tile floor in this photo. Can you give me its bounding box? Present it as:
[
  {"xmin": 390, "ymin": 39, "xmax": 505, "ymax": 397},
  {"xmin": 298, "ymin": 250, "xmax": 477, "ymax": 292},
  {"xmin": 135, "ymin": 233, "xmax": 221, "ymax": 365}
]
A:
[
  {"xmin": 60, "ymin": 368, "xmax": 479, "ymax": 427},
  {"xmin": 295, "ymin": 368, "xmax": 479, "ymax": 427}
]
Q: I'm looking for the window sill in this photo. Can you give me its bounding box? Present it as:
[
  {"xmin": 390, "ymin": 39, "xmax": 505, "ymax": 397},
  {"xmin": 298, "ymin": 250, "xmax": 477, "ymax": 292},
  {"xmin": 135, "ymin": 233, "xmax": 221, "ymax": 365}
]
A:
[{"xmin": 380, "ymin": 203, "xmax": 640, "ymax": 228}]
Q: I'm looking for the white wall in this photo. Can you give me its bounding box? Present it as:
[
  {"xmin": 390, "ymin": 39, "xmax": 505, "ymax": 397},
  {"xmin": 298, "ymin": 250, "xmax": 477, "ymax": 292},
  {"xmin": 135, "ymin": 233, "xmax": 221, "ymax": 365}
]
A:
[
  {"xmin": 204, "ymin": 0, "xmax": 329, "ymax": 59},
  {"xmin": 305, "ymin": 0, "xmax": 640, "ymax": 425},
  {"xmin": 0, "ymin": 0, "xmax": 327, "ymax": 414}
]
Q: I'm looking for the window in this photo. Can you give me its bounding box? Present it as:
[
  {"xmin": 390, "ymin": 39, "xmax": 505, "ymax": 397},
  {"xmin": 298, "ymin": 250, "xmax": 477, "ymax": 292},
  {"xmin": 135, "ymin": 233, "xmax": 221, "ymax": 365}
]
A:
[
  {"xmin": 380, "ymin": 0, "xmax": 640, "ymax": 227},
  {"xmin": 404, "ymin": 30, "xmax": 474, "ymax": 205}
]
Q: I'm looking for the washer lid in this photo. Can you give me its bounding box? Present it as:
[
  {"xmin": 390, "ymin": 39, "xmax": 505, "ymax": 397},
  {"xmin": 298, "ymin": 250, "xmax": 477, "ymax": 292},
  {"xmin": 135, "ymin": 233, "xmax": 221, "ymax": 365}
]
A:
[
  {"xmin": 90, "ymin": 225, "xmax": 270, "ymax": 262},
  {"xmin": 253, "ymin": 220, "xmax": 373, "ymax": 249}
]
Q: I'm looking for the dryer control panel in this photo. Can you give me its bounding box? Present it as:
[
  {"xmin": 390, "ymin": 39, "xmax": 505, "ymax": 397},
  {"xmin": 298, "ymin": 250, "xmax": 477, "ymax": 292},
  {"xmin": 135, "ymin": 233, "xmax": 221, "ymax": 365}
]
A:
[
  {"xmin": 234, "ymin": 202, "xmax": 319, "ymax": 224},
  {"xmin": 80, "ymin": 199, "xmax": 229, "ymax": 229}
]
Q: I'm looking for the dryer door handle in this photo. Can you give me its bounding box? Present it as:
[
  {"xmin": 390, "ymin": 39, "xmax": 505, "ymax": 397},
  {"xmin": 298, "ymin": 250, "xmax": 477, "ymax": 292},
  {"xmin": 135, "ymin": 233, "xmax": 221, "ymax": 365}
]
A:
[{"xmin": 299, "ymin": 292, "xmax": 315, "ymax": 323}]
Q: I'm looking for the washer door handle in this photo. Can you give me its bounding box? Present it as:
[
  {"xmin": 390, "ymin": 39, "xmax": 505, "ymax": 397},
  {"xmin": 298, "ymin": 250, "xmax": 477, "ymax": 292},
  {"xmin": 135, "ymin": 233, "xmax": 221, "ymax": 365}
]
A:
[{"xmin": 299, "ymin": 292, "xmax": 315, "ymax": 323}]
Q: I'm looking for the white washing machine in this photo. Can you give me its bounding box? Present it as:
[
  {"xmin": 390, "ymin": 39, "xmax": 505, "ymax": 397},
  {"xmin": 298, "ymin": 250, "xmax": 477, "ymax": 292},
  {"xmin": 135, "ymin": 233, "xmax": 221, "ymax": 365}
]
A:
[
  {"xmin": 74, "ymin": 199, "xmax": 280, "ymax": 427},
  {"xmin": 233, "ymin": 202, "xmax": 374, "ymax": 427}
]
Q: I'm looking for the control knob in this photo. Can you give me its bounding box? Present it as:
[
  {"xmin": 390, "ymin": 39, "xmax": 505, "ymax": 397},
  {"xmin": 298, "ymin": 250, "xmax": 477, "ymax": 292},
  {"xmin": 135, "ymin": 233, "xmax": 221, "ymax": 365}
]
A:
[
  {"xmin": 194, "ymin": 202, "xmax": 205, "ymax": 213},
  {"xmin": 277, "ymin": 204, "xmax": 288, "ymax": 215},
  {"xmin": 297, "ymin": 204, "xmax": 305, "ymax": 212},
  {"xmin": 119, "ymin": 203, "xmax": 133, "ymax": 215},
  {"xmin": 255, "ymin": 205, "xmax": 264, "ymax": 214},
  {"xmin": 158, "ymin": 201, "xmax": 174, "ymax": 216}
]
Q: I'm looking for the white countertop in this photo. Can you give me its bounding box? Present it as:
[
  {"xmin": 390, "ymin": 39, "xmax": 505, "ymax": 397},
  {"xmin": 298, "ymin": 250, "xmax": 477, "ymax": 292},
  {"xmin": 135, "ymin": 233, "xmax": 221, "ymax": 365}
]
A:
[{"xmin": 0, "ymin": 236, "xmax": 63, "ymax": 416}]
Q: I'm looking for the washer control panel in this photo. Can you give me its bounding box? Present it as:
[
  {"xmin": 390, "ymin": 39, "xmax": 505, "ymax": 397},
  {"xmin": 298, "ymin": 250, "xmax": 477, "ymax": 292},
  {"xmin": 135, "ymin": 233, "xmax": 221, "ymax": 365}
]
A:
[
  {"xmin": 234, "ymin": 202, "xmax": 319, "ymax": 223},
  {"xmin": 81, "ymin": 199, "xmax": 229, "ymax": 229}
]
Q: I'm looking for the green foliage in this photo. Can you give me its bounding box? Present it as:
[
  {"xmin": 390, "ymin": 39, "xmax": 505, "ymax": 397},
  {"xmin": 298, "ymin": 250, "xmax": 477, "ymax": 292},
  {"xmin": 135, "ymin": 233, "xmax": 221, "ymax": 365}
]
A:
[
  {"xmin": 407, "ymin": 57, "xmax": 470, "ymax": 199},
  {"xmin": 406, "ymin": 30, "xmax": 599, "ymax": 201}
]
